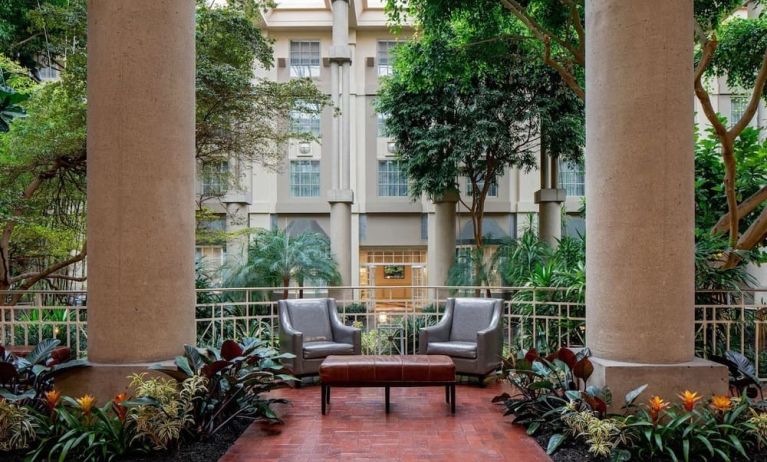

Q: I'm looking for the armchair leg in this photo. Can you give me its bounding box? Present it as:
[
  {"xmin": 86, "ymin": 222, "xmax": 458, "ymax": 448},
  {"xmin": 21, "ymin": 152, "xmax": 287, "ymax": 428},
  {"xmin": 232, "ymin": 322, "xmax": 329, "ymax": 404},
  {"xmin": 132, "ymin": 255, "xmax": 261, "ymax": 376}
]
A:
[{"xmin": 445, "ymin": 385, "xmax": 450, "ymax": 403}]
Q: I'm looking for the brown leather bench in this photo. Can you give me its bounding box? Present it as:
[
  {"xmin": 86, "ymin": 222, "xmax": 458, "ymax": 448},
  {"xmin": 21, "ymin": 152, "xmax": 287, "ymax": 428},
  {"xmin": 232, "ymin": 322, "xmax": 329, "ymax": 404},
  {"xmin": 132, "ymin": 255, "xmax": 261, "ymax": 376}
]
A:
[{"xmin": 319, "ymin": 355, "xmax": 456, "ymax": 415}]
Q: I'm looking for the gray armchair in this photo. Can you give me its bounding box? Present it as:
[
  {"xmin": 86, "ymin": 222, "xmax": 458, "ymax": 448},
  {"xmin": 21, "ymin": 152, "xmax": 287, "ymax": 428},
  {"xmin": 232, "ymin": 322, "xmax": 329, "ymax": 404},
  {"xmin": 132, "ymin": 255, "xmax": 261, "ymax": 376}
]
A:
[
  {"xmin": 418, "ymin": 297, "xmax": 503, "ymax": 381},
  {"xmin": 278, "ymin": 298, "xmax": 361, "ymax": 378}
]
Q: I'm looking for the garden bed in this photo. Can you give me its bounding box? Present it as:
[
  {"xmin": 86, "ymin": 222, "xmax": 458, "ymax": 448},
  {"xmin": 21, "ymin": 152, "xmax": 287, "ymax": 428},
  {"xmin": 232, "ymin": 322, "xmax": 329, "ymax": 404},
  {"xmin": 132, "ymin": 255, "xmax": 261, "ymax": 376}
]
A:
[{"xmin": 5, "ymin": 419, "xmax": 251, "ymax": 462}]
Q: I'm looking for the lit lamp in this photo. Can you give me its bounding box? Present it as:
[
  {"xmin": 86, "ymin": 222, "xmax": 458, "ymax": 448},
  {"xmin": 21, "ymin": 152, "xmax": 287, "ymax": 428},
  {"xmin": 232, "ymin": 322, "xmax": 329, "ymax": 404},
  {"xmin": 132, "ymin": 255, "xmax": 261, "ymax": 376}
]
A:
[
  {"xmin": 378, "ymin": 313, "xmax": 389, "ymax": 324},
  {"xmin": 298, "ymin": 141, "xmax": 311, "ymax": 155}
]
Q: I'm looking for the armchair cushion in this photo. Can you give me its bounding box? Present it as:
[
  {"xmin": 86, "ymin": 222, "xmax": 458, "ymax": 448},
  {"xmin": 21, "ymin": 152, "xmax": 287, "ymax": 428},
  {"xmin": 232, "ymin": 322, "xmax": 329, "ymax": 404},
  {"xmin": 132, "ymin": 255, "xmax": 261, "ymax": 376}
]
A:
[
  {"xmin": 286, "ymin": 299, "xmax": 333, "ymax": 342},
  {"xmin": 426, "ymin": 341, "xmax": 477, "ymax": 359},
  {"xmin": 303, "ymin": 341, "xmax": 354, "ymax": 359},
  {"xmin": 449, "ymin": 299, "xmax": 496, "ymax": 342}
]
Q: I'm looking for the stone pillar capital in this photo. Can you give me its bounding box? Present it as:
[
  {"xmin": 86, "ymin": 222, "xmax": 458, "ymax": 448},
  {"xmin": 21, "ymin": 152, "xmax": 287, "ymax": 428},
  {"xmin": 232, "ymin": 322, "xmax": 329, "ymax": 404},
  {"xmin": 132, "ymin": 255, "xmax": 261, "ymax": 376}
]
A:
[
  {"xmin": 534, "ymin": 188, "xmax": 566, "ymax": 204},
  {"xmin": 432, "ymin": 190, "xmax": 460, "ymax": 204},
  {"xmin": 328, "ymin": 188, "xmax": 354, "ymax": 204}
]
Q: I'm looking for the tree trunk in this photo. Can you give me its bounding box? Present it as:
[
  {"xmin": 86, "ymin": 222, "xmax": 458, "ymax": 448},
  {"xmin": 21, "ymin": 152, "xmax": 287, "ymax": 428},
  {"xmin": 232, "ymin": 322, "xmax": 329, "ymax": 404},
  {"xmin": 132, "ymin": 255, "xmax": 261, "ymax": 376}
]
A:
[{"xmin": 282, "ymin": 276, "xmax": 290, "ymax": 300}]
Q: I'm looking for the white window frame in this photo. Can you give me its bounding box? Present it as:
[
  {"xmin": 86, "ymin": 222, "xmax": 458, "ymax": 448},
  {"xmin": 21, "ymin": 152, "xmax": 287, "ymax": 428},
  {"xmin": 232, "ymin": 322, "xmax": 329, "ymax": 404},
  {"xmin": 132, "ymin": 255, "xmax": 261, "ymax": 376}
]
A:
[
  {"xmin": 558, "ymin": 159, "xmax": 585, "ymax": 197},
  {"xmin": 377, "ymin": 40, "xmax": 398, "ymax": 77},
  {"xmin": 378, "ymin": 160, "xmax": 409, "ymax": 197},
  {"xmin": 290, "ymin": 40, "xmax": 321, "ymax": 78},
  {"xmin": 290, "ymin": 160, "xmax": 321, "ymax": 197}
]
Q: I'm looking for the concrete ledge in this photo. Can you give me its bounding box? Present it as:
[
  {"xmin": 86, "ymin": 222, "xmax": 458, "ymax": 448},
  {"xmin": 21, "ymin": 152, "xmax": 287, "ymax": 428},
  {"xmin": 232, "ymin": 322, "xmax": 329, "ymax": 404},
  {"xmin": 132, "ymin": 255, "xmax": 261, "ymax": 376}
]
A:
[
  {"xmin": 55, "ymin": 361, "xmax": 173, "ymax": 403},
  {"xmin": 328, "ymin": 189, "xmax": 354, "ymax": 203},
  {"xmin": 588, "ymin": 356, "xmax": 728, "ymax": 411},
  {"xmin": 534, "ymin": 188, "xmax": 566, "ymax": 203}
]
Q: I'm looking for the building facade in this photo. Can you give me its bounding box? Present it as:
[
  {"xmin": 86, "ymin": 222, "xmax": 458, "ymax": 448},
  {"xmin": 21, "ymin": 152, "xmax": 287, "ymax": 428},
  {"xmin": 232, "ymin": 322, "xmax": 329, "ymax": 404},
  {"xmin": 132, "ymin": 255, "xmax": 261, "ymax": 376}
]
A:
[{"xmin": 195, "ymin": 0, "xmax": 586, "ymax": 289}]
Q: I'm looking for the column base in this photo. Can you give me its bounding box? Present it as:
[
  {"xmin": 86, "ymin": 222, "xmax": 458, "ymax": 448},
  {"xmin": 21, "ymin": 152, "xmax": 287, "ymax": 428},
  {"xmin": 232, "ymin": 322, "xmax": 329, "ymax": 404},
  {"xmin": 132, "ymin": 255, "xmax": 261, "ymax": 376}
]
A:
[
  {"xmin": 588, "ymin": 356, "xmax": 728, "ymax": 411},
  {"xmin": 55, "ymin": 361, "xmax": 173, "ymax": 403}
]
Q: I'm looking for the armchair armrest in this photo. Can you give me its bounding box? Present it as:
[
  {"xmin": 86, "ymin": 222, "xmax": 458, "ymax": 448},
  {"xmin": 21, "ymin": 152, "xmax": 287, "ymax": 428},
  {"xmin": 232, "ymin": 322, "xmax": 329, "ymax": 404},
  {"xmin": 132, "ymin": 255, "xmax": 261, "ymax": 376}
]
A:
[
  {"xmin": 476, "ymin": 300, "xmax": 504, "ymax": 370},
  {"xmin": 329, "ymin": 300, "xmax": 362, "ymax": 354},
  {"xmin": 278, "ymin": 301, "xmax": 304, "ymax": 374},
  {"xmin": 418, "ymin": 301, "xmax": 454, "ymax": 353}
]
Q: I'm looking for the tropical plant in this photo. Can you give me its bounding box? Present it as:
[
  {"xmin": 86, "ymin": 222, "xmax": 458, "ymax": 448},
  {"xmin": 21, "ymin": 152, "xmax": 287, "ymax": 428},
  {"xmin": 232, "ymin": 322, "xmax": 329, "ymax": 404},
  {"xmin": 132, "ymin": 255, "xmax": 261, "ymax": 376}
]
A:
[
  {"xmin": 710, "ymin": 350, "xmax": 763, "ymax": 399},
  {"xmin": 493, "ymin": 347, "xmax": 605, "ymax": 453},
  {"xmin": 0, "ymin": 398, "xmax": 36, "ymax": 451},
  {"xmin": 149, "ymin": 338, "xmax": 296, "ymax": 440},
  {"xmin": 0, "ymin": 339, "xmax": 88, "ymax": 403},
  {"xmin": 29, "ymin": 392, "xmax": 137, "ymax": 462},
  {"xmin": 223, "ymin": 229, "xmax": 341, "ymax": 299}
]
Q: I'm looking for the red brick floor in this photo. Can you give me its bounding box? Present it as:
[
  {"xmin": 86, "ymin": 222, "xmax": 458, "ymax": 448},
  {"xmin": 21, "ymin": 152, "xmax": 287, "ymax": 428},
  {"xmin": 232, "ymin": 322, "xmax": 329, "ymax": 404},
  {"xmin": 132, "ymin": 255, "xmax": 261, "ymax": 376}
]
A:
[{"xmin": 219, "ymin": 381, "xmax": 551, "ymax": 462}]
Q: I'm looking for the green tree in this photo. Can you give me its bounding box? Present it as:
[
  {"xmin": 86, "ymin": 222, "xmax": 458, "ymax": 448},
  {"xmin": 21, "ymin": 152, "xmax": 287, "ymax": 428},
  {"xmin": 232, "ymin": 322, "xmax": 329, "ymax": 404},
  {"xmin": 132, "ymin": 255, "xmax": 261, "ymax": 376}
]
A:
[
  {"xmin": 391, "ymin": 0, "xmax": 767, "ymax": 263},
  {"xmin": 223, "ymin": 228, "xmax": 341, "ymax": 299},
  {"xmin": 377, "ymin": 3, "xmax": 582, "ymax": 285},
  {"xmin": 0, "ymin": 0, "xmax": 328, "ymax": 298}
]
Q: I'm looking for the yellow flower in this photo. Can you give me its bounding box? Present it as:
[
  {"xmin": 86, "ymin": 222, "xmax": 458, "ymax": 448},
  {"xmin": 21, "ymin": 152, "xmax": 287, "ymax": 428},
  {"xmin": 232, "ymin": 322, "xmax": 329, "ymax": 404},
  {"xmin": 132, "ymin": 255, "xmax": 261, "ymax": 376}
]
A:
[
  {"xmin": 44, "ymin": 389, "xmax": 61, "ymax": 412},
  {"xmin": 678, "ymin": 390, "xmax": 702, "ymax": 412},
  {"xmin": 76, "ymin": 394, "xmax": 96, "ymax": 415},
  {"xmin": 710, "ymin": 395, "xmax": 732, "ymax": 412},
  {"xmin": 648, "ymin": 396, "xmax": 670, "ymax": 423}
]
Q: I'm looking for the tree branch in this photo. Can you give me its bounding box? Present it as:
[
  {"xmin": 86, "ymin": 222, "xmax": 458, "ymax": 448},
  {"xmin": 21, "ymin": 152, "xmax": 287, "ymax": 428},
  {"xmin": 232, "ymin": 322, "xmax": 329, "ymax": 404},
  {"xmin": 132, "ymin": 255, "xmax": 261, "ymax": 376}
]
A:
[
  {"xmin": 712, "ymin": 185, "xmax": 767, "ymax": 235},
  {"xmin": 729, "ymin": 45, "xmax": 767, "ymax": 137}
]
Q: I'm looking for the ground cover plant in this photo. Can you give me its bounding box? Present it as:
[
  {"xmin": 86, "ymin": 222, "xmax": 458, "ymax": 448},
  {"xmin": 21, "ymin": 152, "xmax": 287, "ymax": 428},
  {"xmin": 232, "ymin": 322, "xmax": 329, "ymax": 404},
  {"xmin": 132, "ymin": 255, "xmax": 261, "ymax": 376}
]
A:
[
  {"xmin": 0, "ymin": 338, "xmax": 296, "ymax": 461},
  {"xmin": 496, "ymin": 347, "xmax": 767, "ymax": 461}
]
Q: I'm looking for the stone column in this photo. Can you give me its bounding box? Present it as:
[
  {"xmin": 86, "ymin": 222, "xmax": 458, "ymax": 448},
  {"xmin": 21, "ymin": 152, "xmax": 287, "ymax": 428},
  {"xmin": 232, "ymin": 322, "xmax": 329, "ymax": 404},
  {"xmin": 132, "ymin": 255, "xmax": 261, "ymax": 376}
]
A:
[
  {"xmin": 585, "ymin": 0, "xmax": 725, "ymax": 403},
  {"xmin": 328, "ymin": 0, "xmax": 353, "ymax": 289},
  {"xmin": 65, "ymin": 0, "xmax": 196, "ymax": 397},
  {"xmin": 428, "ymin": 191, "xmax": 458, "ymax": 288},
  {"xmin": 535, "ymin": 154, "xmax": 565, "ymax": 248}
]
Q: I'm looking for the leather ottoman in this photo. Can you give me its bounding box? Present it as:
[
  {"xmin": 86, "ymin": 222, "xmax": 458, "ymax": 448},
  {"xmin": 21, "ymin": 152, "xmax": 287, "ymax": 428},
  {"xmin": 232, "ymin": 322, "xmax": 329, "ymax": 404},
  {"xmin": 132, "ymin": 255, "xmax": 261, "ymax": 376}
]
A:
[{"xmin": 319, "ymin": 355, "xmax": 456, "ymax": 414}]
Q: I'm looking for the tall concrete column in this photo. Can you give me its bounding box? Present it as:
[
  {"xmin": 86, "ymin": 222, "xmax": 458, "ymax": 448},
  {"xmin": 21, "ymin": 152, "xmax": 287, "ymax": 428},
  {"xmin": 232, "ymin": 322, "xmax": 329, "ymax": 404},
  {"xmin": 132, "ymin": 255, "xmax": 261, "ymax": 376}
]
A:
[
  {"xmin": 428, "ymin": 192, "xmax": 458, "ymax": 287},
  {"xmin": 328, "ymin": 0, "xmax": 353, "ymax": 288},
  {"xmin": 585, "ymin": 0, "xmax": 725, "ymax": 403},
  {"xmin": 73, "ymin": 0, "xmax": 195, "ymax": 397},
  {"xmin": 535, "ymin": 153, "xmax": 565, "ymax": 247}
]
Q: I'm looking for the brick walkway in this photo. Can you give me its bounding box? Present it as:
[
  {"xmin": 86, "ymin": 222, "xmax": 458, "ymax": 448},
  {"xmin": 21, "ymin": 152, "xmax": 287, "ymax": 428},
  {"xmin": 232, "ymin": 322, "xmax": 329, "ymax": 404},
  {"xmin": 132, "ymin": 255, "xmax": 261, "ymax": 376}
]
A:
[{"xmin": 220, "ymin": 381, "xmax": 551, "ymax": 462}]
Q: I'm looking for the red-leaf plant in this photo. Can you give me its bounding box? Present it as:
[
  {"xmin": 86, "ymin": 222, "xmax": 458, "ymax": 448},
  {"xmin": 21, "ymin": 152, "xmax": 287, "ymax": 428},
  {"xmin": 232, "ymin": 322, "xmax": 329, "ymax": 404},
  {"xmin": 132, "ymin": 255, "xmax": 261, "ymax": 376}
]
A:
[{"xmin": 149, "ymin": 338, "xmax": 297, "ymax": 440}]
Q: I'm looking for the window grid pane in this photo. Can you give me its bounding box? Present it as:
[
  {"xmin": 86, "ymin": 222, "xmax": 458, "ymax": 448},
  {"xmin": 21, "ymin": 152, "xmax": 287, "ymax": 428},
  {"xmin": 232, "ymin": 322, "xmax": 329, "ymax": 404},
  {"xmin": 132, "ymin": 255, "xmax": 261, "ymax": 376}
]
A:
[
  {"xmin": 290, "ymin": 101, "xmax": 321, "ymax": 136},
  {"xmin": 378, "ymin": 160, "xmax": 408, "ymax": 196},
  {"xmin": 290, "ymin": 160, "xmax": 321, "ymax": 197},
  {"xmin": 201, "ymin": 161, "xmax": 228, "ymax": 195},
  {"xmin": 466, "ymin": 177, "xmax": 498, "ymax": 197},
  {"xmin": 558, "ymin": 159, "xmax": 585, "ymax": 196},
  {"xmin": 377, "ymin": 112, "xmax": 389, "ymax": 137},
  {"xmin": 731, "ymin": 95, "xmax": 749, "ymax": 127},
  {"xmin": 377, "ymin": 41, "xmax": 398, "ymax": 76},
  {"xmin": 290, "ymin": 40, "xmax": 320, "ymax": 78}
]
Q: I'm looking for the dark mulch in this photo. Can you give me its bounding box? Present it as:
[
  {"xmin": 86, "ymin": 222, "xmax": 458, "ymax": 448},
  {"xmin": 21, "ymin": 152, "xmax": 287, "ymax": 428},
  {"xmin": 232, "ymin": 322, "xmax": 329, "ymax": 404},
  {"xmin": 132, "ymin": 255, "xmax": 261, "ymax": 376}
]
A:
[
  {"xmin": 534, "ymin": 429, "xmax": 596, "ymax": 462},
  {"xmin": 3, "ymin": 419, "xmax": 250, "ymax": 462}
]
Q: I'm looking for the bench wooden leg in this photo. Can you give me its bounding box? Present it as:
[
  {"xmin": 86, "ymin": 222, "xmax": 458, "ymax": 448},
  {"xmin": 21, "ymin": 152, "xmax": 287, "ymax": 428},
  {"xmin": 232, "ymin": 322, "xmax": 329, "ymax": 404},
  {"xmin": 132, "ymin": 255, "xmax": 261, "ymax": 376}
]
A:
[
  {"xmin": 321, "ymin": 384, "xmax": 327, "ymax": 415},
  {"xmin": 326, "ymin": 385, "xmax": 330, "ymax": 405},
  {"xmin": 385, "ymin": 386, "xmax": 390, "ymax": 413},
  {"xmin": 450, "ymin": 384, "xmax": 456, "ymax": 415},
  {"xmin": 445, "ymin": 385, "xmax": 450, "ymax": 403}
]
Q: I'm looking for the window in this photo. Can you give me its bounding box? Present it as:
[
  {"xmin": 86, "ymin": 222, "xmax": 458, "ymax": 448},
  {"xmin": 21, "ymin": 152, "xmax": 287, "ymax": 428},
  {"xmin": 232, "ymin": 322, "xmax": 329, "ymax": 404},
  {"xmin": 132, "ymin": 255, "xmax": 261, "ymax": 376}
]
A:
[
  {"xmin": 378, "ymin": 160, "xmax": 408, "ymax": 197},
  {"xmin": 200, "ymin": 161, "xmax": 228, "ymax": 195},
  {"xmin": 731, "ymin": 95, "xmax": 750, "ymax": 127},
  {"xmin": 558, "ymin": 159, "xmax": 585, "ymax": 196},
  {"xmin": 195, "ymin": 245, "xmax": 225, "ymax": 273},
  {"xmin": 377, "ymin": 112, "xmax": 389, "ymax": 137},
  {"xmin": 290, "ymin": 160, "xmax": 321, "ymax": 197},
  {"xmin": 290, "ymin": 40, "xmax": 320, "ymax": 78},
  {"xmin": 466, "ymin": 176, "xmax": 498, "ymax": 197},
  {"xmin": 377, "ymin": 40, "xmax": 398, "ymax": 76},
  {"xmin": 38, "ymin": 66, "xmax": 60, "ymax": 82},
  {"xmin": 290, "ymin": 101, "xmax": 321, "ymax": 136}
]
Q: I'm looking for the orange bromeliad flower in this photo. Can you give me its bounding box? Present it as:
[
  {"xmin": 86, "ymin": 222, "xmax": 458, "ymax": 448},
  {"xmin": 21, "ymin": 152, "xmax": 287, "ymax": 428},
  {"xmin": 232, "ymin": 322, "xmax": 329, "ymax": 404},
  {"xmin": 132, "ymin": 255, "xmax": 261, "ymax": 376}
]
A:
[
  {"xmin": 44, "ymin": 389, "xmax": 61, "ymax": 412},
  {"xmin": 710, "ymin": 395, "xmax": 733, "ymax": 412},
  {"xmin": 76, "ymin": 394, "xmax": 96, "ymax": 415},
  {"xmin": 678, "ymin": 390, "xmax": 702, "ymax": 412},
  {"xmin": 113, "ymin": 392, "xmax": 129, "ymax": 422},
  {"xmin": 648, "ymin": 396, "xmax": 670, "ymax": 423}
]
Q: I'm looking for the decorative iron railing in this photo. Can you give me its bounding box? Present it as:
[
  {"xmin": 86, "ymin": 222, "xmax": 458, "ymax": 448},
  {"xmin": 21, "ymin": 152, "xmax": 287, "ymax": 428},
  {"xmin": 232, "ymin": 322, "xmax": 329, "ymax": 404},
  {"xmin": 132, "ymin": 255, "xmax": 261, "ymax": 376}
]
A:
[{"xmin": 1, "ymin": 286, "xmax": 766, "ymax": 380}]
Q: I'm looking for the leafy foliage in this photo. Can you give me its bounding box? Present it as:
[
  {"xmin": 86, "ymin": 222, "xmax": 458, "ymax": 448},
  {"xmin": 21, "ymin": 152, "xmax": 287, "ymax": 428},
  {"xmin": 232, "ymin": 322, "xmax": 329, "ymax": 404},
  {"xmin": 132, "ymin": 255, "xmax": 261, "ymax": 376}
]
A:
[
  {"xmin": 149, "ymin": 338, "xmax": 296, "ymax": 439},
  {"xmin": 223, "ymin": 228, "xmax": 341, "ymax": 297}
]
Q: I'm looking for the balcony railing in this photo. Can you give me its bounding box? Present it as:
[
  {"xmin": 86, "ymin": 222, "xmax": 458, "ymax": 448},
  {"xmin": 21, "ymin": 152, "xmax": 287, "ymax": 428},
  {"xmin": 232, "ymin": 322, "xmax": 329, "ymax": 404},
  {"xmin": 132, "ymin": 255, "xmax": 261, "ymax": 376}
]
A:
[{"xmin": 1, "ymin": 286, "xmax": 766, "ymax": 380}]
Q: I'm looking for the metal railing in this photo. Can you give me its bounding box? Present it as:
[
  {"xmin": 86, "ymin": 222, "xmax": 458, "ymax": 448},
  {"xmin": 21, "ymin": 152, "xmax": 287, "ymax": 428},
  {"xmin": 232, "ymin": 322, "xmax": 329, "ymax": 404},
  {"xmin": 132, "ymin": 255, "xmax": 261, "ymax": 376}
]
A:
[{"xmin": 2, "ymin": 286, "xmax": 766, "ymax": 380}]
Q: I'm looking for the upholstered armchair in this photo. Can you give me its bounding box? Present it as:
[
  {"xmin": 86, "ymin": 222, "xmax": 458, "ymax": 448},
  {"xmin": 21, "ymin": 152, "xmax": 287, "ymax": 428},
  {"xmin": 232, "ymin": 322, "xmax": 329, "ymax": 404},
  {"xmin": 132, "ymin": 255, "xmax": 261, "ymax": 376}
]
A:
[
  {"xmin": 418, "ymin": 297, "xmax": 503, "ymax": 380},
  {"xmin": 278, "ymin": 298, "xmax": 361, "ymax": 378}
]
